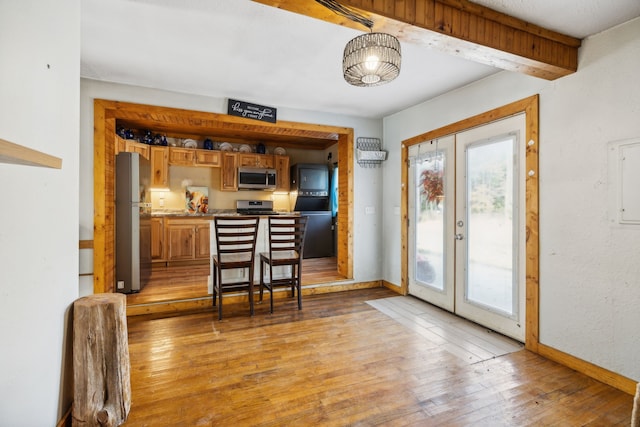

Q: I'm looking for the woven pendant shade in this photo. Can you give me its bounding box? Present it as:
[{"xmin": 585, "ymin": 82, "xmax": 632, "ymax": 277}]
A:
[{"xmin": 343, "ymin": 32, "xmax": 401, "ymax": 87}]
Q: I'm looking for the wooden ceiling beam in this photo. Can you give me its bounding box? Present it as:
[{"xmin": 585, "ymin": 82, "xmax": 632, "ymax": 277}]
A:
[{"xmin": 254, "ymin": 0, "xmax": 581, "ymax": 80}]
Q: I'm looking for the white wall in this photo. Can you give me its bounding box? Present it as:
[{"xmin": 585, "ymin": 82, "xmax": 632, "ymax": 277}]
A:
[
  {"xmin": 0, "ymin": 1, "xmax": 80, "ymax": 425},
  {"xmin": 382, "ymin": 18, "xmax": 640, "ymax": 381},
  {"xmin": 79, "ymin": 80, "xmax": 384, "ymax": 295}
]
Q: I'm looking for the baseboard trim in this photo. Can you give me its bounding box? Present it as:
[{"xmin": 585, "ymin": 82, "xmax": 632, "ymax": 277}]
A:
[
  {"xmin": 381, "ymin": 280, "xmax": 403, "ymax": 294},
  {"xmin": 537, "ymin": 342, "xmax": 637, "ymax": 395}
]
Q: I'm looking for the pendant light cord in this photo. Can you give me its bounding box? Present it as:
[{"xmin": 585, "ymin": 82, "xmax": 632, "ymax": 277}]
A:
[{"xmin": 315, "ymin": 0, "xmax": 373, "ymax": 30}]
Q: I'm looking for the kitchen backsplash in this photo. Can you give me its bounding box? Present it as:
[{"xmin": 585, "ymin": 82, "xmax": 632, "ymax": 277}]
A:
[{"xmin": 149, "ymin": 165, "xmax": 290, "ymax": 212}]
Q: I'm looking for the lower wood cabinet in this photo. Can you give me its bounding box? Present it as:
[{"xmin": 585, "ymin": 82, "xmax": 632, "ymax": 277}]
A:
[
  {"xmin": 151, "ymin": 217, "xmax": 164, "ymax": 260},
  {"xmin": 165, "ymin": 218, "xmax": 210, "ymax": 262}
]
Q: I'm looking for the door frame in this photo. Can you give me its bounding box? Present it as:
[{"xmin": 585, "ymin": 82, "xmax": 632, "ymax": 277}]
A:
[
  {"xmin": 93, "ymin": 99, "xmax": 354, "ymax": 296},
  {"xmin": 401, "ymin": 95, "xmax": 539, "ymax": 351}
]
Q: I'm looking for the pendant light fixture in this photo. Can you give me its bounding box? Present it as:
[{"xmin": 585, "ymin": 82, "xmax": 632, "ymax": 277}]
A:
[{"xmin": 316, "ymin": 0, "xmax": 401, "ymax": 87}]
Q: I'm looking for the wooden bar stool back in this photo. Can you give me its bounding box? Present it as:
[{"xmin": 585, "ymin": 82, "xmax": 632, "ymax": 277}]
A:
[
  {"xmin": 212, "ymin": 216, "xmax": 260, "ymax": 320},
  {"xmin": 259, "ymin": 215, "xmax": 308, "ymax": 313}
]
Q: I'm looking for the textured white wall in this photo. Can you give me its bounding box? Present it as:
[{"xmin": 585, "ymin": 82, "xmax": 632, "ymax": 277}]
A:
[
  {"xmin": 383, "ymin": 17, "xmax": 640, "ymax": 380},
  {"xmin": 0, "ymin": 0, "xmax": 80, "ymax": 425},
  {"xmin": 79, "ymin": 80, "xmax": 383, "ymax": 295}
]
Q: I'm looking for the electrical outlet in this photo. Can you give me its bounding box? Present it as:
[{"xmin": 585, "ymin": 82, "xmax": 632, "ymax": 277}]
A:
[
  {"xmin": 159, "ymin": 198, "xmax": 165, "ymax": 207},
  {"xmin": 117, "ymin": 280, "xmax": 125, "ymax": 290},
  {"xmin": 365, "ymin": 206, "xmax": 375, "ymax": 215}
]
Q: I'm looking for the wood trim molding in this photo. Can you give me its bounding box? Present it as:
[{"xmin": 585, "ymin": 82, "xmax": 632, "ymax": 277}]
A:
[
  {"xmin": 0, "ymin": 138, "xmax": 62, "ymax": 169},
  {"xmin": 538, "ymin": 343, "xmax": 638, "ymax": 396},
  {"xmin": 127, "ymin": 280, "xmax": 381, "ymax": 317},
  {"xmin": 401, "ymin": 94, "xmax": 539, "ymax": 348},
  {"xmin": 253, "ymin": 0, "xmax": 580, "ymax": 80},
  {"xmin": 93, "ymin": 100, "xmax": 354, "ymax": 295},
  {"xmin": 79, "ymin": 240, "xmax": 93, "ymax": 250},
  {"xmin": 382, "ymin": 280, "xmax": 403, "ymax": 295}
]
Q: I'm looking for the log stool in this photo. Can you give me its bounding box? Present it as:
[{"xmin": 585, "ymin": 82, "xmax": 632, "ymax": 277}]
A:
[{"xmin": 73, "ymin": 293, "xmax": 130, "ymax": 427}]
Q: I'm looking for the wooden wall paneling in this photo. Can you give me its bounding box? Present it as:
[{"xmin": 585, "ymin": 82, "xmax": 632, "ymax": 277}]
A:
[{"xmin": 336, "ymin": 132, "xmax": 354, "ymax": 279}]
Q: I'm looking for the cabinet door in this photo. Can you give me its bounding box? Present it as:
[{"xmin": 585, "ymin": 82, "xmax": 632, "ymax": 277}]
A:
[
  {"xmin": 150, "ymin": 146, "xmax": 169, "ymax": 187},
  {"xmin": 274, "ymin": 155, "xmax": 289, "ymax": 191},
  {"xmin": 195, "ymin": 222, "xmax": 211, "ymax": 259},
  {"xmin": 168, "ymin": 147, "xmax": 195, "ymax": 166},
  {"xmin": 167, "ymin": 224, "xmax": 195, "ymax": 260},
  {"xmin": 151, "ymin": 217, "xmax": 164, "ymax": 260},
  {"xmin": 239, "ymin": 153, "xmax": 274, "ymax": 168},
  {"xmin": 125, "ymin": 139, "xmax": 150, "ymax": 160},
  {"xmin": 195, "ymin": 150, "xmax": 221, "ymax": 167},
  {"xmin": 220, "ymin": 152, "xmax": 238, "ymax": 191}
]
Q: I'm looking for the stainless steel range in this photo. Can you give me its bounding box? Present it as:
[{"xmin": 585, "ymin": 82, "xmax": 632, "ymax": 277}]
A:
[{"xmin": 236, "ymin": 200, "xmax": 280, "ymax": 216}]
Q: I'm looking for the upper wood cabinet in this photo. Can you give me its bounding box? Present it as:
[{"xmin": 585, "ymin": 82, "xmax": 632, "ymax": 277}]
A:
[
  {"xmin": 194, "ymin": 150, "xmax": 221, "ymax": 167},
  {"xmin": 168, "ymin": 147, "xmax": 195, "ymax": 166},
  {"xmin": 169, "ymin": 147, "xmax": 221, "ymax": 167},
  {"xmin": 220, "ymin": 152, "xmax": 238, "ymax": 191},
  {"xmin": 239, "ymin": 153, "xmax": 274, "ymax": 168},
  {"xmin": 117, "ymin": 136, "xmax": 150, "ymax": 160},
  {"xmin": 274, "ymin": 155, "xmax": 290, "ymax": 191},
  {"xmin": 150, "ymin": 146, "xmax": 169, "ymax": 188}
]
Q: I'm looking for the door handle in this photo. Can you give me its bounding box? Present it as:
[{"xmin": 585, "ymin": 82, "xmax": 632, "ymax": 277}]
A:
[{"xmin": 455, "ymin": 233, "xmax": 464, "ymax": 240}]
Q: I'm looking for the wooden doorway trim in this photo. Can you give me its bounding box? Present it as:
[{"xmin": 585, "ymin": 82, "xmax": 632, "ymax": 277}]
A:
[
  {"xmin": 400, "ymin": 94, "xmax": 539, "ymax": 350},
  {"xmin": 93, "ymin": 99, "xmax": 353, "ymax": 294}
]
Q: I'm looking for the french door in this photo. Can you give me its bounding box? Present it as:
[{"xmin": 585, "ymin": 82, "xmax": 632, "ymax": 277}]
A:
[{"xmin": 408, "ymin": 114, "xmax": 526, "ymax": 341}]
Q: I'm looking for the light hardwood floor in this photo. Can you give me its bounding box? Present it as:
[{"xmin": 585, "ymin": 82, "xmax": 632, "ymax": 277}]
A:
[
  {"xmin": 124, "ymin": 288, "xmax": 633, "ymax": 426},
  {"xmin": 127, "ymin": 257, "xmax": 345, "ymax": 306}
]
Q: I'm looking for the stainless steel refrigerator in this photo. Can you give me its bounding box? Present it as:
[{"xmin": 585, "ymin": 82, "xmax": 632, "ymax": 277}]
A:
[{"xmin": 115, "ymin": 152, "xmax": 151, "ymax": 293}]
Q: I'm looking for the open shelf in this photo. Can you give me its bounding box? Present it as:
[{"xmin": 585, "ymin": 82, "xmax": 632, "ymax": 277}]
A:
[{"xmin": 0, "ymin": 138, "xmax": 62, "ymax": 169}]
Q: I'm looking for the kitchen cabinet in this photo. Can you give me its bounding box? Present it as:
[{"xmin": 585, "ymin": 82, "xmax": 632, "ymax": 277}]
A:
[
  {"xmin": 127, "ymin": 140, "xmax": 150, "ymax": 160},
  {"xmin": 169, "ymin": 147, "xmax": 221, "ymax": 167},
  {"xmin": 116, "ymin": 136, "xmax": 150, "ymax": 160},
  {"xmin": 195, "ymin": 149, "xmax": 221, "ymax": 167},
  {"xmin": 273, "ymin": 155, "xmax": 289, "ymax": 191},
  {"xmin": 150, "ymin": 146, "xmax": 169, "ymax": 188},
  {"xmin": 168, "ymin": 147, "xmax": 195, "ymax": 166},
  {"xmin": 220, "ymin": 152, "xmax": 238, "ymax": 191},
  {"xmin": 166, "ymin": 218, "xmax": 210, "ymax": 262},
  {"xmin": 151, "ymin": 217, "xmax": 165, "ymax": 261},
  {"xmin": 239, "ymin": 153, "xmax": 274, "ymax": 168}
]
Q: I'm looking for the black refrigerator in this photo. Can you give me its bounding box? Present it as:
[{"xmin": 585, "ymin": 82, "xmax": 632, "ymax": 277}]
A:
[{"xmin": 115, "ymin": 152, "xmax": 151, "ymax": 293}]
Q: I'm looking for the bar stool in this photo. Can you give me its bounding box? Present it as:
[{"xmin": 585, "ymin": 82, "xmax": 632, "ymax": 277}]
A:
[
  {"xmin": 212, "ymin": 216, "xmax": 260, "ymax": 320},
  {"xmin": 259, "ymin": 216, "xmax": 308, "ymax": 313}
]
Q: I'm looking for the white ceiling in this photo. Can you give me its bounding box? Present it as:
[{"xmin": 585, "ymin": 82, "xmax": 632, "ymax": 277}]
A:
[{"xmin": 81, "ymin": 0, "xmax": 640, "ymax": 119}]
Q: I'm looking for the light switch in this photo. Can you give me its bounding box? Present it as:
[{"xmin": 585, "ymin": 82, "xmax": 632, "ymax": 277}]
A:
[{"xmin": 365, "ymin": 206, "xmax": 375, "ymax": 215}]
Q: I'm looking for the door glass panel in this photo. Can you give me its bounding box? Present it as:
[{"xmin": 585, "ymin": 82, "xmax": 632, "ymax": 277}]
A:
[
  {"xmin": 465, "ymin": 137, "xmax": 515, "ymax": 314},
  {"xmin": 415, "ymin": 152, "xmax": 446, "ymax": 291}
]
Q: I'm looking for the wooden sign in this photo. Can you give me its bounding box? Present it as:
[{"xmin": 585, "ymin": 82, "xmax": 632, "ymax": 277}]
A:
[{"xmin": 227, "ymin": 99, "xmax": 277, "ymax": 123}]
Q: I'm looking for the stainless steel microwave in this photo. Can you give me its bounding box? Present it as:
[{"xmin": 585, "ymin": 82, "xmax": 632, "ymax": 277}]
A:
[{"xmin": 238, "ymin": 167, "xmax": 277, "ymax": 191}]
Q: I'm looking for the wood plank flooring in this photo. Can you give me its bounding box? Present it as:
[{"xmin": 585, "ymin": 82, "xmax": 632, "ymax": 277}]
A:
[
  {"xmin": 124, "ymin": 288, "xmax": 634, "ymax": 426},
  {"xmin": 367, "ymin": 296, "xmax": 523, "ymax": 364},
  {"xmin": 127, "ymin": 257, "xmax": 345, "ymax": 306}
]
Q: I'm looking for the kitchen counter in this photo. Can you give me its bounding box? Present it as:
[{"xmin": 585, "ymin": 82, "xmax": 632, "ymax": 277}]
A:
[{"xmin": 151, "ymin": 210, "xmax": 296, "ymax": 218}]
